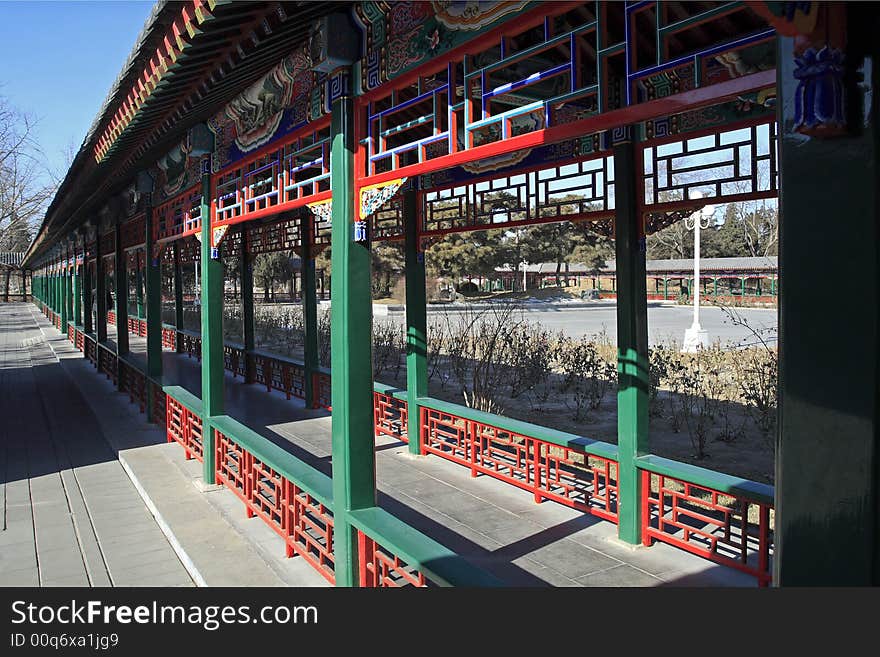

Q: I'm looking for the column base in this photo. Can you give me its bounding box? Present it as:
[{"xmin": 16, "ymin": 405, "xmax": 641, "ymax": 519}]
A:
[{"xmin": 682, "ymin": 326, "xmax": 710, "ymax": 352}]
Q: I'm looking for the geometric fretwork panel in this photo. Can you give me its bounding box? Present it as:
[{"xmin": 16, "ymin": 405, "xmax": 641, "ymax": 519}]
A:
[
  {"xmin": 247, "ymin": 215, "xmax": 303, "ymax": 256},
  {"xmin": 642, "ymin": 119, "xmax": 778, "ymax": 210},
  {"xmin": 371, "ymin": 198, "xmax": 405, "ymax": 242},
  {"xmin": 422, "ymin": 154, "xmax": 614, "ymax": 236}
]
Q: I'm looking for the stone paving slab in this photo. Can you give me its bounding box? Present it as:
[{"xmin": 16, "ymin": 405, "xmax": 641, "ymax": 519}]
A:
[
  {"xmin": 49, "ymin": 319, "xmax": 329, "ymax": 587},
  {"xmin": 0, "ymin": 304, "xmax": 193, "ymax": 588}
]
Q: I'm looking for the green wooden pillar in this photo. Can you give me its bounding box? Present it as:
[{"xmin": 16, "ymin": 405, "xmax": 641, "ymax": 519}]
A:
[
  {"xmin": 663, "ymin": 277, "xmax": 668, "ymax": 300},
  {"xmin": 771, "ymin": 276, "xmax": 776, "ymax": 297},
  {"xmin": 136, "ymin": 254, "xmax": 144, "ymax": 319},
  {"xmin": 82, "ymin": 232, "xmax": 93, "ymax": 334},
  {"xmin": 404, "ymin": 188, "xmax": 427, "ymax": 456},
  {"xmin": 145, "ymin": 198, "xmax": 162, "ymax": 383},
  {"xmin": 329, "ymin": 84, "xmax": 377, "ymax": 587},
  {"xmin": 96, "ymin": 231, "xmax": 108, "ymax": 343},
  {"xmin": 173, "ymin": 241, "xmax": 184, "ymax": 350},
  {"xmin": 68, "ymin": 252, "xmax": 75, "ymax": 326},
  {"xmin": 199, "ymin": 166, "xmax": 222, "ymax": 485},
  {"xmin": 740, "ymin": 276, "xmax": 746, "ymax": 297},
  {"xmin": 713, "ymin": 277, "xmax": 718, "ymax": 297},
  {"xmin": 613, "ymin": 138, "xmax": 648, "ymax": 545},
  {"xmin": 73, "ymin": 257, "xmax": 82, "ymax": 327},
  {"xmin": 240, "ymin": 229, "xmax": 256, "ymax": 383},
  {"xmin": 301, "ymin": 214, "xmax": 319, "ymax": 405},
  {"xmin": 114, "ymin": 219, "xmax": 129, "ymax": 357},
  {"xmin": 775, "ymin": 15, "xmax": 880, "ymax": 585},
  {"xmin": 60, "ymin": 254, "xmax": 69, "ymax": 333}
]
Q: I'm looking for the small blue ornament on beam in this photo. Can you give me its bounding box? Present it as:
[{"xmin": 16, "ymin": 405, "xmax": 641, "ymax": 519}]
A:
[{"xmin": 353, "ymin": 220, "xmax": 368, "ymax": 243}]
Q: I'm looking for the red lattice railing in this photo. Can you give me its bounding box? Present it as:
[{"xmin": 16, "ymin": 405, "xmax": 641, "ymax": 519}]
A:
[
  {"xmin": 162, "ymin": 326, "xmax": 177, "ymax": 350},
  {"xmin": 420, "ymin": 406, "xmax": 618, "ymax": 522},
  {"xmin": 67, "ymin": 324, "xmax": 75, "ymax": 343},
  {"xmin": 180, "ymin": 332, "xmax": 201, "ymax": 360},
  {"xmin": 84, "ymin": 335, "xmax": 98, "ymax": 366},
  {"xmin": 253, "ymin": 352, "xmax": 305, "ymax": 400},
  {"xmin": 165, "ymin": 394, "xmax": 203, "ymax": 462},
  {"xmin": 119, "ymin": 360, "xmax": 146, "ymax": 413},
  {"xmin": 224, "ymin": 344, "xmax": 247, "ymax": 379},
  {"xmin": 313, "ymin": 371, "xmax": 331, "ymax": 410},
  {"xmin": 107, "ymin": 311, "xmax": 116, "ymax": 325},
  {"xmin": 374, "ymin": 390, "xmax": 408, "ymax": 443},
  {"xmin": 75, "ymin": 329, "xmax": 84, "ymax": 352},
  {"xmin": 357, "ymin": 532, "xmax": 427, "ymax": 588},
  {"xmin": 127, "ymin": 317, "xmax": 147, "ymax": 337},
  {"xmin": 213, "ymin": 427, "xmax": 335, "ymax": 584},
  {"xmin": 641, "ymin": 470, "xmax": 773, "ymax": 586},
  {"xmin": 152, "ymin": 383, "xmax": 166, "ymax": 427},
  {"xmin": 97, "ymin": 346, "xmax": 117, "ymax": 384}
]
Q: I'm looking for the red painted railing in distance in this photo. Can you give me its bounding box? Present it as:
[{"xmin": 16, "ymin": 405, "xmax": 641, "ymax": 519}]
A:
[
  {"xmin": 84, "ymin": 335, "xmax": 98, "ymax": 366},
  {"xmin": 223, "ymin": 343, "xmax": 247, "ymax": 379},
  {"xmin": 127, "ymin": 317, "xmax": 147, "ymax": 337},
  {"xmin": 165, "ymin": 392, "xmax": 204, "ymax": 462},
  {"xmin": 420, "ymin": 401, "xmax": 619, "ymax": 522},
  {"xmin": 179, "ymin": 330, "xmax": 201, "ymax": 361},
  {"xmin": 253, "ymin": 350, "xmax": 304, "ymax": 400},
  {"xmin": 638, "ymin": 456, "xmax": 773, "ymax": 586},
  {"xmin": 75, "ymin": 328, "xmax": 84, "ymax": 352},
  {"xmin": 118, "ymin": 359, "xmax": 146, "ymax": 413},
  {"xmin": 212, "ymin": 415, "xmax": 335, "ymax": 584},
  {"xmin": 161, "ymin": 326, "xmax": 177, "ymax": 350},
  {"xmin": 107, "ymin": 311, "xmax": 116, "ymax": 325},
  {"xmin": 151, "ymin": 383, "xmax": 166, "ymax": 427},
  {"xmin": 97, "ymin": 345, "xmax": 118, "ymax": 384},
  {"xmin": 373, "ymin": 384, "xmax": 408, "ymax": 443},
  {"xmin": 67, "ymin": 324, "xmax": 75, "ymax": 343},
  {"xmin": 313, "ymin": 370, "xmax": 331, "ymax": 410}
]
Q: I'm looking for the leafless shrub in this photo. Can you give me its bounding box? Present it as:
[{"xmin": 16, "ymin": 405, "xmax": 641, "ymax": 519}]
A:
[{"xmin": 554, "ymin": 334, "xmax": 616, "ymax": 421}]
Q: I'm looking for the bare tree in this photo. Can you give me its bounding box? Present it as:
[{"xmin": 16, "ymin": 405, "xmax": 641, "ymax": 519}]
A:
[{"xmin": 0, "ymin": 95, "xmax": 53, "ymax": 251}]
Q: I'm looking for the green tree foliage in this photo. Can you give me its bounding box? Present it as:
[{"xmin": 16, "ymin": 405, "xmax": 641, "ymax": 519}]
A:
[
  {"xmin": 253, "ymin": 252, "xmax": 294, "ymax": 301},
  {"xmin": 371, "ymin": 241, "xmax": 404, "ymax": 296},
  {"xmin": 426, "ymin": 228, "xmax": 513, "ymax": 285}
]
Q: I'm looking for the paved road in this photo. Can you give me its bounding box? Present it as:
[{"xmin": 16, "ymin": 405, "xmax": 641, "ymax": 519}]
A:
[{"xmin": 385, "ymin": 304, "xmax": 778, "ymax": 348}]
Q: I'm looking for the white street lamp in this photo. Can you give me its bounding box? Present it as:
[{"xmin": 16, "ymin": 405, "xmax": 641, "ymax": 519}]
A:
[{"xmin": 682, "ymin": 191, "xmax": 716, "ymax": 352}]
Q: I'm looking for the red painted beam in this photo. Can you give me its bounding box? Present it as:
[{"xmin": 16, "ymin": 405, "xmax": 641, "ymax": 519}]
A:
[{"xmin": 357, "ymin": 69, "xmax": 777, "ymax": 189}]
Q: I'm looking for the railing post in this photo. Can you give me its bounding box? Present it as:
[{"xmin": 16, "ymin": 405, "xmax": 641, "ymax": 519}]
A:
[
  {"xmin": 173, "ymin": 241, "xmax": 184, "ymax": 352},
  {"xmin": 96, "ymin": 225, "xmax": 108, "ymax": 344},
  {"xmin": 81, "ymin": 230, "xmax": 92, "ymax": 333},
  {"xmin": 614, "ymin": 135, "xmax": 649, "ymax": 545},
  {"xmin": 136, "ymin": 253, "xmax": 145, "ymax": 319},
  {"xmin": 404, "ymin": 187, "xmax": 426, "ymax": 455},
  {"xmin": 73, "ymin": 248, "xmax": 82, "ymax": 327},
  {"xmin": 240, "ymin": 228, "xmax": 256, "ymax": 383},
  {"xmin": 145, "ymin": 187, "xmax": 162, "ymax": 423},
  {"xmin": 199, "ymin": 159, "xmax": 222, "ymax": 485},
  {"xmin": 114, "ymin": 215, "xmax": 129, "ymax": 358},
  {"xmin": 60, "ymin": 249, "xmax": 69, "ymax": 333},
  {"xmin": 302, "ymin": 212, "xmax": 319, "ymax": 407},
  {"xmin": 329, "ymin": 67, "xmax": 377, "ymax": 587}
]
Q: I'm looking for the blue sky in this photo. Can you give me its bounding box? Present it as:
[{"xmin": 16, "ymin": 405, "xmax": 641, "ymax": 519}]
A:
[{"xmin": 0, "ymin": 1, "xmax": 154, "ymax": 181}]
